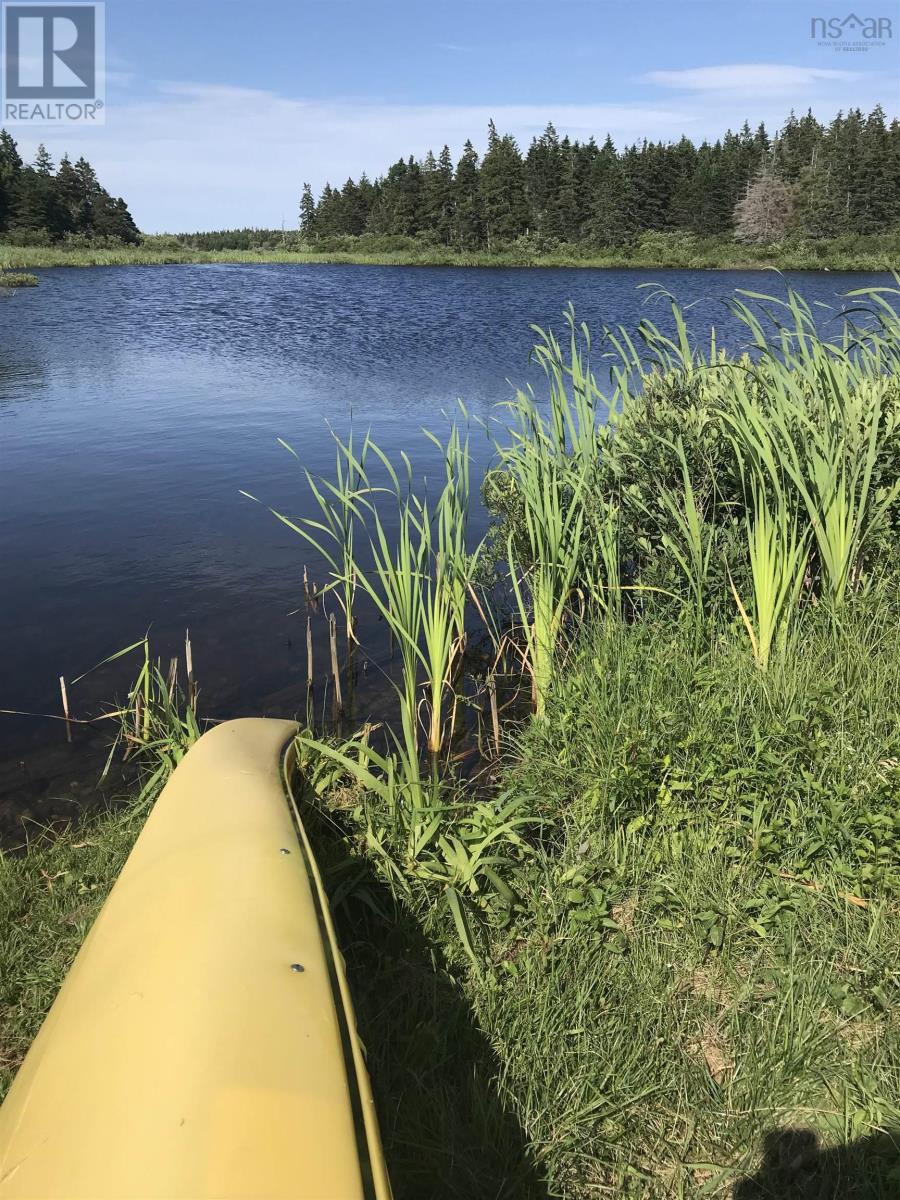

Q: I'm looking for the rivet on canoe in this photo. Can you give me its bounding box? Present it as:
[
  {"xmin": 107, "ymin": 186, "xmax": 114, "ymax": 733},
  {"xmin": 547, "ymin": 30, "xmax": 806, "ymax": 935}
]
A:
[
  {"xmin": 279, "ymin": 847, "xmax": 291, "ymax": 855},
  {"xmin": 290, "ymin": 963, "xmax": 305, "ymax": 973}
]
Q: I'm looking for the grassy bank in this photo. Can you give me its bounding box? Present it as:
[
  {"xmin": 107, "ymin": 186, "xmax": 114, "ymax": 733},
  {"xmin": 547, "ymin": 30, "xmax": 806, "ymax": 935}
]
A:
[
  {"xmin": 283, "ymin": 283, "xmax": 900, "ymax": 1195},
  {"xmin": 345, "ymin": 601, "xmax": 900, "ymax": 1196},
  {"xmin": 0, "ymin": 803, "xmax": 144, "ymax": 1098},
  {"xmin": 4, "ymin": 605, "xmax": 900, "ymax": 1197},
  {"xmin": 465, "ymin": 606, "xmax": 900, "ymax": 1196},
  {"xmin": 5, "ymin": 284, "xmax": 900, "ymax": 1196},
  {"xmin": 2, "ymin": 229, "xmax": 899, "ymax": 271}
]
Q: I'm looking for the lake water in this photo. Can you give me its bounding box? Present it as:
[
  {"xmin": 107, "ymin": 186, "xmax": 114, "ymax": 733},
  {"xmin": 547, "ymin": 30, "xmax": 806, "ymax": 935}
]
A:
[{"xmin": 0, "ymin": 263, "xmax": 892, "ymax": 831}]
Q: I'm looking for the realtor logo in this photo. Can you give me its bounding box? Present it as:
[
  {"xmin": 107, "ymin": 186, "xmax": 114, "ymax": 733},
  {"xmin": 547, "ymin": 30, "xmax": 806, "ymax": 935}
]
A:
[{"xmin": 2, "ymin": 2, "xmax": 105, "ymax": 124}]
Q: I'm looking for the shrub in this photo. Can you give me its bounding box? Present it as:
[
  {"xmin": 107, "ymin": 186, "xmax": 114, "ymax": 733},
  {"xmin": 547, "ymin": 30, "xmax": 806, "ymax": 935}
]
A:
[{"xmin": 484, "ymin": 289, "xmax": 900, "ymax": 620}]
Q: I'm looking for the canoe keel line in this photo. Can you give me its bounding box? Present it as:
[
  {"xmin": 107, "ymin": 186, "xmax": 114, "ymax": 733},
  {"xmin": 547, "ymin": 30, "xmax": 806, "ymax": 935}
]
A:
[{"xmin": 0, "ymin": 719, "xmax": 392, "ymax": 1199}]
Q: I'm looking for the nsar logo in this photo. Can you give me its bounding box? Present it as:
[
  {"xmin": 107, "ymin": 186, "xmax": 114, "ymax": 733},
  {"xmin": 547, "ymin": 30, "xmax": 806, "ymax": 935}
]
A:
[{"xmin": 810, "ymin": 12, "xmax": 893, "ymax": 40}]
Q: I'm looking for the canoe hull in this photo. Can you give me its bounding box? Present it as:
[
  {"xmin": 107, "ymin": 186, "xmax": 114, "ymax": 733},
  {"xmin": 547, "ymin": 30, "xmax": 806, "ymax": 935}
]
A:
[{"xmin": 0, "ymin": 718, "xmax": 391, "ymax": 1199}]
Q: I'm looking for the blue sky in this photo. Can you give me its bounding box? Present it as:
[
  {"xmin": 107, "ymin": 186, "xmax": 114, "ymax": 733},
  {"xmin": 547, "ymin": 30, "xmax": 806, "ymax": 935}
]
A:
[{"xmin": 11, "ymin": 0, "xmax": 900, "ymax": 231}]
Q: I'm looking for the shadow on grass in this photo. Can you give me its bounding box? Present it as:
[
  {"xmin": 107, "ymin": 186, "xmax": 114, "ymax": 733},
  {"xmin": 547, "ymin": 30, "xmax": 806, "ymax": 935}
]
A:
[
  {"xmin": 735, "ymin": 1127, "xmax": 900, "ymax": 1200},
  {"xmin": 314, "ymin": 822, "xmax": 550, "ymax": 1200}
]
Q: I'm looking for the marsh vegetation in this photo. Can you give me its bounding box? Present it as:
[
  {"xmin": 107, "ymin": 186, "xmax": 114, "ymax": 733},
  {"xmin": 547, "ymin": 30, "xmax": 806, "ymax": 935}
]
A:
[
  {"xmin": 5, "ymin": 283, "xmax": 900, "ymax": 1195},
  {"xmin": 5, "ymin": 229, "xmax": 900, "ymax": 271},
  {"xmin": 0, "ymin": 271, "xmax": 37, "ymax": 287}
]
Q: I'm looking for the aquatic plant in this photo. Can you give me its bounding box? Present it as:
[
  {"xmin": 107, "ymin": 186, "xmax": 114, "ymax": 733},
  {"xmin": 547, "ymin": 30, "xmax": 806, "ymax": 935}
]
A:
[
  {"xmin": 68, "ymin": 635, "xmax": 201, "ymax": 803},
  {"xmin": 250, "ymin": 282, "xmax": 900, "ymax": 956},
  {"xmin": 0, "ymin": 272, "xmax": 37, "ymax": 288}
]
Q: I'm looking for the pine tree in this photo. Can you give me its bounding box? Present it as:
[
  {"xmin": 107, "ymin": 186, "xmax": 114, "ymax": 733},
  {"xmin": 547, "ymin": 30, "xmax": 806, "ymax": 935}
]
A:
[
  {"xmin": 422, "ymin": 147, "xmax": 454, "ymax": 244},
  {"xmin": 715, "ymin": 126, "xmax": 764, "ymax": 227},
  {"xmin": 887, "ymin": 119, "xmax": 900, "ymax": 229},
  {"xmin": 0, "ymin": 138, "xmax": 136, "ymax": 242},
  {"xmin": 630, "ymin": 140, "xmax": 681, "ymax": 231},
  {"xmin": 479, "ymin": 127, "xmax": 527, "ymax": 249},
  {"xmin": 525, "ymin": 122, "xmax": 562, "ymax": 239},
  {"xmin": 33, "ymin": 144, "xmax": 54, "ymax": 176},
  {"xmin": 555, "ymin": 137, "xmax": 580, "ymax": 241},
  {"xmin": 754, "ymin": 122, "xmax": 772, "ymax": 162},
  {"xmin": 299, "ymin": 182, "xmax": 316, "ymax": 238},
  {"xmin": 793, "ymin": 162, "xmax": 834, "ymax": 239},
  {"xmin": 587, "ymin": 135, "xmax": 628, "ymax": 246},
  {"xmin": 664, "ymin": 136, "xmax": 699, "ymax": 230},
  {"xmin": 315, "ymin": 182, "xmax": 342, "ymax": 235},
  {"xmin": 858, "ymin": 105, "xmax": 893, "ymax": 232},
  {"xmin": 357, "ymin": 173, "xmax": 376, "ymax": 232},
  {"xmin": 89, "ymin": 190, "xmax": 139, "ymax": 242},
  {"xmin": 828, "ymin": 108, "xmax": 868, "ymax": 232},
  {"xmin": 396, "ymin": 156, "xmax": 424, "ymax": 235},
  {"xmin": 680, "ymin": 142, "xmax": 731, "ymax": 234},
  {"xmin": 54, "ymin": 154, "xmax": 84, "ymax": 235},
  {"xmin": 0, "ymin": 129, "xmax": 22, "ymax": 232},
  {"xmin": 368, "ymin": 157, "xmax": 424, "ymax": 236},
  {"xmin": 112, "ymin": 197, "xmax": 140, "ymax": 242},
  {"xmin": 71, "ymin": 155, "xmax": 139, "ymax": 242},
  {"xmin": 340, "ymin": 177, "xmax": 367, "ymax": 235},
  {"xmin": 294, "ymin": 102, "xmax": 899, "ymax": 256},
  {"xmin": 71, "ymin": 155, "xmax": 102, "ymax": 234},
  {"xmin": 776, "ymin": 109, "xmax": 824, "ymax": 182},
  {"xmin": 13, "ymin": 145, "xmax": 62, "ymax": 235},
  {"xmin": 435, "ymin": 146, "xmax": 454, "ymax": 243},
  {"xmin": 453, "ymin": 140, "xmax": 482, "ymax": 250},
  {"xmin": 572, "ymin": 138, "xmax": 599, "ymax": 237},
  {"xmin": 618, "ymin": 144, "xmax": 645, "ymax": 237}
]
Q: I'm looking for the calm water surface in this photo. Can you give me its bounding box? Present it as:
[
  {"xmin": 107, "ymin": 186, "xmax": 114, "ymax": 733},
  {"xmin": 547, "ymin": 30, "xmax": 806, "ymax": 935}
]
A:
[{"xmin": 0, "ymin": 263, "xmax": 891, "ymax": 829}]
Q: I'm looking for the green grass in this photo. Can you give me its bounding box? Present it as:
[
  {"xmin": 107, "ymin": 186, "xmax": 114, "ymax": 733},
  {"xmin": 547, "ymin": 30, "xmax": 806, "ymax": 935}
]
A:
[
  {"xmin": 5, "ymin": 285, "xmax": 900, "ymax": 1197},
  {"xmin": 0, "ymin": 271, "xmax": 38, "ymax": 286},
  {"xmin": 323, "ymin": 602, "xmax": 900, "ymax": 1197},
  {"xmin": 0, "ymin": 802, "xmax": 144, "ymax": 1097},
  {"xmin": 2, "ymin": 229, "xmax": 900, "ymax": 271},
  {"xmin": 471, "ymin": 606, "xmax": 900, "ymax": 1196},
  {"xmin": 7, "ymin": 604, "xmax": 900, "ymax": 1197},
  {"xmin": 289, "ymin": 286, "xmax": 900, "ymax": 1195}
]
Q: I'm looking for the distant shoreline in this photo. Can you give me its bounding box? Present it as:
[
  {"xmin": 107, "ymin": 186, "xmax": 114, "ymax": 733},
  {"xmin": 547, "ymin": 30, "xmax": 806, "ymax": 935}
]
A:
[{"xmin": 2, "ymin": 238, "xmax": 898, "ymax": 273}]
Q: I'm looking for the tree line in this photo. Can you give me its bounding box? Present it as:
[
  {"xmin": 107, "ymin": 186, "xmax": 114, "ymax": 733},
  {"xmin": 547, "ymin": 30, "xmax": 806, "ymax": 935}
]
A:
[
  {"xmin": 298, "ymin": 106, "xmax": 900, "ymax": 248},
  {"xmin": 0, "ymin": 131, "xmax": 140, "ymax": 245}
]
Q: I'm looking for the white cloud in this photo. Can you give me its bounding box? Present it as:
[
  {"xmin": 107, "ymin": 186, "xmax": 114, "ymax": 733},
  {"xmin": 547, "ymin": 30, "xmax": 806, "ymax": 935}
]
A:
[
  {"xmin": 9, "ymin": 68, "xmax": 896, "ymax": 232},
  {"xmin": 640, "ymin": 63, "xmax": 862, "ymax": 93},
  {"xmin": 11, "ymin": 84, "xmax": 693, "ymax": 231}
]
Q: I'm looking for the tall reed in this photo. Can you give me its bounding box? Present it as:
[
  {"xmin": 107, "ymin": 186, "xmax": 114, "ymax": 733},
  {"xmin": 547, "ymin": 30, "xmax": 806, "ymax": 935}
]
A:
[
  {"xmin": 68, "ymin": 636, "xmax": 201, "ymax": 802},
  {"xmin": 730, "ymin": 481, "xmax": 809, "ymax": 670},
  {"xmin": 722, "ymin": 291, "xmax": 900, "ymax": 606},
  {"xmin": 495, "ymin": 306, "xmax": 610, "ymax": 712},
  {"xmin": 258, "ymin": 428, "xmax": 369, "ymax": 646},
  {"xmin": 250, "ymin": 283, "xmax": 900, "ymax": 954}
]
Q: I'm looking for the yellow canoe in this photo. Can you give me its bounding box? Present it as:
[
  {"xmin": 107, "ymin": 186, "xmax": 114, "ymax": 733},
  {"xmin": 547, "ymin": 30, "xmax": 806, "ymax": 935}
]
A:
[{"xmin": 0, "ymin": 718, "xmax": 392, "ymax": 1199}]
